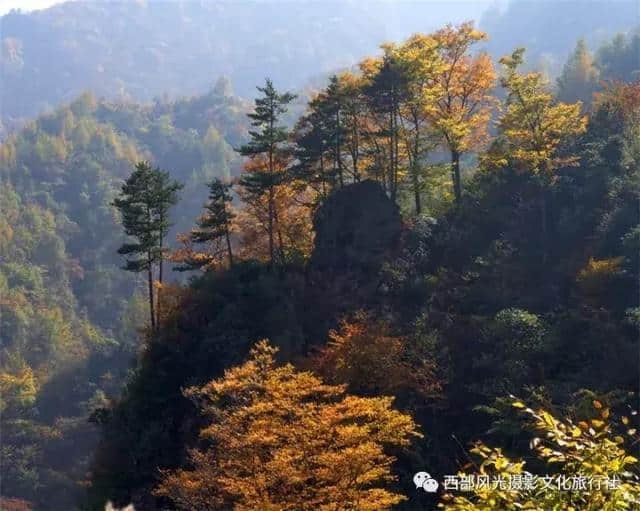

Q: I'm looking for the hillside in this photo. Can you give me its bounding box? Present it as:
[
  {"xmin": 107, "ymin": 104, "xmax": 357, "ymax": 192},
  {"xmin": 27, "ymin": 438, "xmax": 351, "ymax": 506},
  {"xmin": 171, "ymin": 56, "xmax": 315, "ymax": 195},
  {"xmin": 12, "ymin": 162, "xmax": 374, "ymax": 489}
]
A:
[
  {"xmin": 0, "ymin": 83, "xmax": 249, "ymax": 509},
  {"xmin": 0, "ymin": 3, "xmax": 638, "ymax": 510}
]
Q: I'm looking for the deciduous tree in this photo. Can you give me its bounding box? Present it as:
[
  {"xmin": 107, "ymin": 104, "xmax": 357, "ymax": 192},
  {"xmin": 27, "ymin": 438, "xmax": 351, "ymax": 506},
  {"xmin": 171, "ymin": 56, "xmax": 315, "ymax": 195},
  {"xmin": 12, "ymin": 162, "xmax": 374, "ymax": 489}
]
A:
[
  {"xmin": 429, "ymin": 22, "xmax": 496, "ymax": 204},
  {"xmin": 155, "ymin": 340, "xmax": 421, "ymax": 511},
  {"xmin": 489, "ymin": 48, "xmax": 587, "ymax": 257},
  {"xmin": 440, "ymin": 396, "xmax": 640, "ymax": 511}
]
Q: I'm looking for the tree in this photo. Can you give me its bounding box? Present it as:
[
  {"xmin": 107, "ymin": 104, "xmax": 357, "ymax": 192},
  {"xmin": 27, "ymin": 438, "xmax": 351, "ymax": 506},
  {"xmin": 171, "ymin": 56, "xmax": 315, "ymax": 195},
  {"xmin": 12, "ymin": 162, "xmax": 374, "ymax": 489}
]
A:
[
  {"xmin": 396, "ymin": 33, "xmax": 445, "ymax": 214},
  {"xmin": 238, "ymin": 79, "xmax": 296, "ymax": 266},
  {"xmin": 322, "ymin": 75, "xmax": 347, "ymax": 188},
  {"xmin": 113, "ymin": 161, "xmax": 182, "ymax": 330},
  {"xmin": 155, "ymin": 340, "xmax": 421, "ymax": 511},
  {"xmin": 339, "ymin": 72, "xmax": 367, "ymax": 184},
  {"xmin": 429, "ymin": 22, "xmax": 496, "ymax": 204},
  {"xmin": 292, "ymin": 73, "xmax": 365, "ymax": 195},
  {"xmin": 440, "ymin": 396, "xmax": 640, "ymax": 511},
  {"xmin": 361, "ymin": 45, "xmax": 408, "ymax": 203},
  {"xmin": 489, "ymin": 48, "xmax": 587, "ymax": 258},
  {"xmin": 557, "ymin": 39, "xmax": 599, "ymax": 105},
  {"xmin": 309, "ymin": 313, "xmax": 442, "ymax": 400},
  {"xmin": 175, "ymin": 178, "xmax": 235, "ymax": 271},
  {"xmin": 291, "ymin": 95, "xmax": 334, "ymax": 198},
  {"xmin": 596, "ymin": 30, "xmax": 640, "ymax": 83}
]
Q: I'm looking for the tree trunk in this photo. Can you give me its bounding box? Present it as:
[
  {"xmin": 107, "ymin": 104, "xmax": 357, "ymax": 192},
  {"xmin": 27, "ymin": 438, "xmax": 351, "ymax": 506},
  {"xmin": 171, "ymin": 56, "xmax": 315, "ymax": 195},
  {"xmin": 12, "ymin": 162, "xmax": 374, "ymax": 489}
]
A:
[
  {"xmin": 352, "ymin": 123, "xmax": 360, "ymax": 182},
  {"xmin": 389, "ymin": 112, "xmax": 395, "ymax": 202},
  {"xmin": 147, "ymin": 256, "xmax": 155, "ymax": 331},
  {"xmin": 273, "ymin": 206, "xmax": 286, "ymax": 264},
  {"xmin": 320, "ymin": 151, "xmax": 327, "ymax": 197},
  {"xmin": 451, "ymin": 149, "xmax": 462, "ymax": 204},
  {"xmin": 412, "ymin": 120, "xmax": 421, "ymax": 215},
  {"xmin": 412, "ymin": 163, "xmax": 421, "ymax": 216},
  {"xmin": 268, "ymin": 186, "xmax": 275, "ymax": 265},
  {"xmin": 336, "ymin": 108, "xmax": 344, "ymax": 188},
  {"xmin": 540, "ymin": 191, "xmax": 548, "ymax": 263},
  {"xmin": 393, "ymin": 103, "xmax": 399, "ymax": 203},
  {"xmin": 157, "ymin": 225, "xmax": 163, "ymax": 327},
  {"xmin": 225, "ymin": 223, "xmax": 234, "ymax": 268}
]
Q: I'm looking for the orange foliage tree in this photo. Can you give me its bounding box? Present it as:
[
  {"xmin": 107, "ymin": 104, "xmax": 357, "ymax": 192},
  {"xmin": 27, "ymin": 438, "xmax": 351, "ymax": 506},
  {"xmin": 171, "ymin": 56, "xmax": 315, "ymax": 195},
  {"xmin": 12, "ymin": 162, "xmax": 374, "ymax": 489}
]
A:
[
  {"xmin": 310, "ymin": 313, "xmax": 442, "ymax": 400},
  {"xmin": 155, "ymin": 340, "xmax": 421, "ymax": 511},
  {"xmin": 237, "ymin": 155, "xmax": 314, "ymax": 263}
]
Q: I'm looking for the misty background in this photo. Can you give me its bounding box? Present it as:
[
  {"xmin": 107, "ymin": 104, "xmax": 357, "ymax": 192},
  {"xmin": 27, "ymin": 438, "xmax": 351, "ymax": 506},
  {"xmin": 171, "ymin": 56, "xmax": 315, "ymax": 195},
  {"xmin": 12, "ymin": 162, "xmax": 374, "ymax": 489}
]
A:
[{"xmin": 2, "ymin": 0, "xmax": 638, "ymax": 133}]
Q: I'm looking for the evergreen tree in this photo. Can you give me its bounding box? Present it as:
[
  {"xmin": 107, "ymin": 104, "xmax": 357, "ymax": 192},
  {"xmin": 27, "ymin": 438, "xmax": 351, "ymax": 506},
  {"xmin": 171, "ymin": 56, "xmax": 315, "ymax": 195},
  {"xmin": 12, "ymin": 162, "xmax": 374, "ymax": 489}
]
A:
[
  {"xmin": 557, "ymin": 39, "xmax": 599, "ymax": 105},
  {"xmin": 238, "ymin": 78, "xmax": 296, "ymax": 266},
  {"xmin": 596, "ymin": 30, "xmax": 640, "ymax": 83},
  {"xmin": 184, "ymin": 178, "xmax": 235, "ymax": 269},
  {"xmin": 323, "ymin": 75, "xmax": 347, "ymax": 188},
  {"xmin": 113, "ymin": 161, "xmax": 182, "ymax": 330},
  {"xmin": 291, "ymin": 99, "xmax": 333, "ymax": 198},
  {"xmin": 339, "ymin": 72, "xmax": 366, "ymax": 183},
  {"xmin": 362, "ymin": 45, "xmax": 407, "ymax": 203}
]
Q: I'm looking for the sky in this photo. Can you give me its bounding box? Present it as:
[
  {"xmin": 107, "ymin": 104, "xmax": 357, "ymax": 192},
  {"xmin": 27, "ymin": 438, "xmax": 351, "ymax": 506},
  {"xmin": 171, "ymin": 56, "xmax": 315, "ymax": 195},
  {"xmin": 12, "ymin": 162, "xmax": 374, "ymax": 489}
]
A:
[
  {"xmin": 0, "ymin": 0, "xmax": 504, "ymax": 16},
  {"xmin": 1, "ymin": 0, "xmax": 67, "ymax": 15}
]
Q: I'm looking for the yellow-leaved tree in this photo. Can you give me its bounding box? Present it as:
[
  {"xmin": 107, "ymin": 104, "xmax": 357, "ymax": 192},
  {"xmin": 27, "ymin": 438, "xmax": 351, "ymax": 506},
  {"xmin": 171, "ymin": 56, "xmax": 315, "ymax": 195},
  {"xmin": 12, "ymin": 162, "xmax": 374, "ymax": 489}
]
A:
[
  {"xmin": 429, "ymin": 22, "xmax": 496, "ymax": 204},
  {"xmin": 155, "ymin": 340, "xmax": 421, "ymax": 511},
  {"xmin": 493, "ymin": 47, "xmax": 588, "ymax": 176},
  {"xmin": 439, "ymin": 396, "xmax": 640, "ymax": 511},
  {"xmin": 486, "ymin": 47, "xmax": 588, "ymax": 259}
]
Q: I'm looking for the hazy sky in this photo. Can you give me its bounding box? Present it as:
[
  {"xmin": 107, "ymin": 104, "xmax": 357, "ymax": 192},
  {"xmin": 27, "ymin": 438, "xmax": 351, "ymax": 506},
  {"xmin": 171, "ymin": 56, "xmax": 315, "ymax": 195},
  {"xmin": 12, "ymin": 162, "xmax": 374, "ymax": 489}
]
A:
[
  {"xmin": 1, "ymin": 0, "xmax": 66, "ymax": 15},
  {"xmin": 1, "ymin": 0, "xmax": 504, "ymax": 16}
]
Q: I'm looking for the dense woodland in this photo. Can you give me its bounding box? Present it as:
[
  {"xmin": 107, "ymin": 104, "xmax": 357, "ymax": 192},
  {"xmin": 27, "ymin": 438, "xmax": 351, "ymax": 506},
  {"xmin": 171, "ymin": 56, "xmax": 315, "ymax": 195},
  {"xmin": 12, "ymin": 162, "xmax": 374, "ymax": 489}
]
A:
[{"xmin": 0, "ymin": 4, "xmax": 639, "ymax": 511}]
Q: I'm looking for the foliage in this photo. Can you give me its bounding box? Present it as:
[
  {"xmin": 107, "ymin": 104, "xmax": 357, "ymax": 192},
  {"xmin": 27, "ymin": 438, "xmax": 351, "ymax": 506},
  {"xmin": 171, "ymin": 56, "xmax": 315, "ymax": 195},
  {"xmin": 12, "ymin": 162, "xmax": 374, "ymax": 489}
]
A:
[
  {"xmin": 596, "ymin": 29, "xmax": 640, "ymax": 83},
  {"xmin": 173, "ymin": 178, "xmax": 235, "ymax": 271},
  {"xmin": 309, "ymin": 313, "xmax": 441, "ymax": 400},
  {"xmin": 428, "ymin": 22, "xmax": 496, "ymax": 203},
  {"xmin": 439, "ymin": 396, "xmax": 640, "ymax": 511},
  {"xmin": 1, "ymin": 18, "xmax": 638, "ymax": 511},
  {"xmin": 155, "ymin": 340, "xmax": 421, "ymax": 511},
  {"xmin": 557, "ymin": 39, "xmax": 600, "ymax": 105},
  {"xmin": 112, "ymin": 161, "xmax": 182, "ymax": 329},
  {"xmin": 489, "ymin": 47, "xmax": 588, "ymax": 178},
  {"xmin": 0, "ymin": 83, "xmax": 246, "ymax": 508},
  {"xmin": 238, "ymin": 79, "xmax": 297, "ymax": 265}
]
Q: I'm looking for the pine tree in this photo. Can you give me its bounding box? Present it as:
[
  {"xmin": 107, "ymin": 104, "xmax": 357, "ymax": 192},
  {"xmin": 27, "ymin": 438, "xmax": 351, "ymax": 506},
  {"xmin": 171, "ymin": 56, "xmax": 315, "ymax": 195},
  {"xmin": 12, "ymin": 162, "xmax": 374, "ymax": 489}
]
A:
[
  {"xmin": 323, "ymin": 75, "xmax": 347, "ymax": 188},
  {"xmin": 238, "ymin": 79, "xmax": 296, "ymax": 266},
  {"xmin": 362, "ymin": 45, "xmax": 407, "ymax": 203},
  {"xmin": 340, "ymin": 72, "xmax": 366, "ymax": 183},
  {"xmin": 557, "ymin": 39, "xmax": 599, "ymax": 105},
  {"xmin": 187, "ymin": 178, "xmax": 235, "ymax": 269},
  {"xmin": 113, "ymin": 161, "xmax": 182, "ymax": 330},
  {"xmin": 291, "ymin": 99, "xmax": 333, "ymax": 198}
]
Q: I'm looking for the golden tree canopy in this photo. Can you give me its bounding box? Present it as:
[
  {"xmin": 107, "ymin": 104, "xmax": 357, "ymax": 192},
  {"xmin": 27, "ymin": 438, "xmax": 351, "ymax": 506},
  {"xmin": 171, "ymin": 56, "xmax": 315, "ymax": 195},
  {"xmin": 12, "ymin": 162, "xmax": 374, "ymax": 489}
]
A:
[
  {"xmin": 155, "ymin": 340, "xmax": 421, "ymax": 511},
  {"xmin": 490, "ymin": 47, "xmax": 588, "ymax": 179},
  {"xmin": 429, "ymin": 22, "xmax": 496, "ymax": 154}
]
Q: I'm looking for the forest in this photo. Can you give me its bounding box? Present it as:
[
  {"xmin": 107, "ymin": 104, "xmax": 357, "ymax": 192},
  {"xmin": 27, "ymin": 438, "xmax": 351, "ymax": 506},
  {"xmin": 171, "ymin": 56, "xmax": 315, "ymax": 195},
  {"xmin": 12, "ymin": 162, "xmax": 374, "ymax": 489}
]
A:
[{"xmin": 0, "ymin": 2, "xmax": 639, "ymax": 511}]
